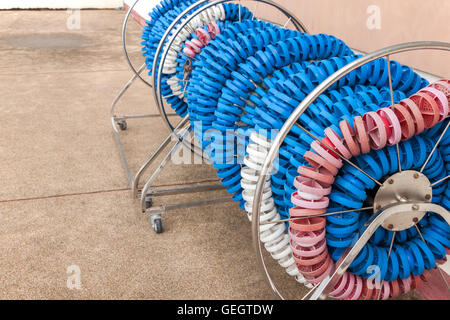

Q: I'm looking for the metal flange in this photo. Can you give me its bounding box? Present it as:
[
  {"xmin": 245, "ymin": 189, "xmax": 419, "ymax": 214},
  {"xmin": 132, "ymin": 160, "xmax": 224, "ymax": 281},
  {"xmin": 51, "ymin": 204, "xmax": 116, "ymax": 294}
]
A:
[{"xmin": 373, "ymin": 170, "xmax": 432, "ymax": 231}]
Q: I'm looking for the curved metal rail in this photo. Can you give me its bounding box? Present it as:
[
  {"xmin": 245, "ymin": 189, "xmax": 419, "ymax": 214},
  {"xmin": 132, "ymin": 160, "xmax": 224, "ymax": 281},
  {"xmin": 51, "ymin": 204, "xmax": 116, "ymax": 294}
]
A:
[
  {"xmin": 110, "ymin": 0, "xmax": 309, "ymax": 233},
  {"xmin": 134, "ymin": 0, "xmax": 309, "ymax": 196},
  {"xmin": 122, "ymin": 0, "xmax": 153, "ymax": 88},
  {"xmin": 151, "ymin": 0, "xmax": 309, "ymax": 134}
]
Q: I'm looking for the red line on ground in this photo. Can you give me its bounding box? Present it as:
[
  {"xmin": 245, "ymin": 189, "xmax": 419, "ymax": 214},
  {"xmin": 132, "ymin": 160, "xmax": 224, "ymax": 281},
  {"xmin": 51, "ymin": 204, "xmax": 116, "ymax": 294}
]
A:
[
  {"xmin": 0, "ymin": 69, "xmax": 130, "ymax": 76},
  {"xmin": 0, "ymin": 188, "xmax": 131, "ymax": 204}
]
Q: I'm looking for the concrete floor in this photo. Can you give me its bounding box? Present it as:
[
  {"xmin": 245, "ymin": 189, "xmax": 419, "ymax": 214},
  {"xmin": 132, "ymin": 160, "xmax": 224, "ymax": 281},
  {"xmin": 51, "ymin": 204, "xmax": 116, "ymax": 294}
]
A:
[
  {"xmin": 0, "ymin": 9, "xmax": 306, "ymax": 300},
  {"xmin": 0, "ymin": 9, "xmax": 441, "ymax": 300}
]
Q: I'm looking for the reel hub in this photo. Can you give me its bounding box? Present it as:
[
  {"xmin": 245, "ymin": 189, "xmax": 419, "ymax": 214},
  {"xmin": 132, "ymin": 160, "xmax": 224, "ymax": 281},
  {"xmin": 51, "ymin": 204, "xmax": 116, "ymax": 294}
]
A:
[{"xmin": 373, "ymin": 170, "xmax": 432, "ymax": 231}]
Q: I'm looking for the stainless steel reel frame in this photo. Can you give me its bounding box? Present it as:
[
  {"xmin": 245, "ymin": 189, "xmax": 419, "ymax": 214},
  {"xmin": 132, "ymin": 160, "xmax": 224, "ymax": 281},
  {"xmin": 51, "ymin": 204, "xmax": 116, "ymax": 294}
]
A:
[
  {"xmin": 111, "ymin": 0, "xmax": 180, "ymax": 190},
  {"xmin": 140, "ymin": 0, "xmax": 308, "ymax": 204},
  {"xmin": 112, "ymin": 0, "xmax": 225, "ymax": 199},
  {"xmin": 120, "ymin": 0, "xmax": 309, "ymax": 192},
  {"xmin": 138, "ymin": 0, "xmax": 308, "ymax": 227},
  {"xmin": 110, "ymin": 1, "xmax": 228, "ymax": 231},
  {"xmin": 251, "ymin": 41, "xmax": 450, "ymax": 300},
  {"xmin": 151, "ymin": 0, "xmax": 309, "ymax": 139},
  {"xmin": 121, "ymin": 0, "xmax": 154, "ymax": 88},
  {"xmin": 110, "ymin": 0, "xmax": 308, "ymax": 233},
  {"xmin": 118, "ymin": 0, "xmax": 208, "ymax": 203}
]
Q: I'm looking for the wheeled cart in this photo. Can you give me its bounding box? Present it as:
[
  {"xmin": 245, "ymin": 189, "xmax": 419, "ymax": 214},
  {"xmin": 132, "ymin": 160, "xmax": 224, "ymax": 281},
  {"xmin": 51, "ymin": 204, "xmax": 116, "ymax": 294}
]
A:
[{"xmin": 111, "ymin": 0, "xmax": 450, "ymax": 299}]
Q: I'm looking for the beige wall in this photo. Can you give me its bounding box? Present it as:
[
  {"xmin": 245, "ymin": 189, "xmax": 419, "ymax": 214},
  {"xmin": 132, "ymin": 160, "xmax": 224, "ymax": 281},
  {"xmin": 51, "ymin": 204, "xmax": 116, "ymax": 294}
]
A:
[
  {"xmin": 0, "ymin": 0, "xmax": 122, "ymax": 8},
  {"xmin": 258, "ymin": 0, "xmax": 450, "ymax": 77}
]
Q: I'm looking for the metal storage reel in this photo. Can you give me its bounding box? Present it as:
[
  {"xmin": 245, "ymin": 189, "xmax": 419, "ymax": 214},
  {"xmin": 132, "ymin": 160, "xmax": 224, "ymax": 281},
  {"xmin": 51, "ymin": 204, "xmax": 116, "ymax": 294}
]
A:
[
  {"xmin": 110, "ymin": 0, "xmax": 308, "ymax": 233},
  {"xmin": 251, "ymin": 42, "xmax": 450, "ymax": 300}
]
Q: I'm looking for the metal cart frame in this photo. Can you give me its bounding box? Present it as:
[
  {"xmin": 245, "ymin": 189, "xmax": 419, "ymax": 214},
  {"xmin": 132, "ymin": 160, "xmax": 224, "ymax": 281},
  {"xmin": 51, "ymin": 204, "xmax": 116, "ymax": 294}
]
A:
[{"xmin": 111, "ymin": 0, "xmax": 307, "ymax": 233}]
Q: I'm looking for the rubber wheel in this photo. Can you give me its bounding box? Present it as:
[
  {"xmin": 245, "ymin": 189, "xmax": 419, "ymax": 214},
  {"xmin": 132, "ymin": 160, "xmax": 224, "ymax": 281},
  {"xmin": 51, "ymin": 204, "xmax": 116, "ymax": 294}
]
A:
[
  {"xmin": 145, "ymin": 198, "xmax": 153, "ymax": 209},
  {"xmin": 153, "ymin": 218, "xmax": 163, "ymax": 234},
  {"xmin": 118, "ymin": 120, "xmax": 127, "ymax": 131}
]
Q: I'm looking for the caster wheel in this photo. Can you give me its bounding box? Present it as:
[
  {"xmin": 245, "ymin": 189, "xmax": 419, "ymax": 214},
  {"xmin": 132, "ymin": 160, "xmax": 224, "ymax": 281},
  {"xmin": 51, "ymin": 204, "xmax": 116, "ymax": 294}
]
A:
[
  {"xmin": 153, "ymin": 218, "xmax": 163, "ymax": 234},
  {"xmin": 117, "ymin": 120, "xmax": 127, "ymax": 131},
  {"xmin": 144, "ymin": 197, "xmax": 153, "ymax": 209}
]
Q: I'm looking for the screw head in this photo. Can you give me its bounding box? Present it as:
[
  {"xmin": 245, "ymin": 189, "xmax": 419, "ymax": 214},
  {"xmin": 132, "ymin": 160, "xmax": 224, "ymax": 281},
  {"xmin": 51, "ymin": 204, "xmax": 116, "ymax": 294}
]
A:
[
  {"xmin": 414, "ymin": 173, "xmax": 419, "ymax": 179},
  {"xmin": 425, "ymin": 194, "xmax": 431, "ymax": 200},
  {"xmin": 412, "ymin": 204, "xmax": 419, "ymax": 211},
  {"xmin": 413, "ymin": 217, "xmax": 419, "ymax": 223},
  {"xmin": 388, "ymin": 179, "xmax": 394, "ymax": 184},
  {"xmin": 388, "ymin": 224, "xmax": 394, "ymax": 230}
]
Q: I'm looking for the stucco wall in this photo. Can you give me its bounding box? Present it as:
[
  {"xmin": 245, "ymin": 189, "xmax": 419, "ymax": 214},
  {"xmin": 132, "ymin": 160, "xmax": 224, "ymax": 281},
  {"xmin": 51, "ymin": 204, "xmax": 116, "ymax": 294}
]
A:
[
  {"xmin": 0, "ymin": 0, "xmax": 123, "ymax": 9},
  {"xmin": 4, "ymin": 0, "xmax": 449, "ymax": 77},
  {"xmin": 258, "ymin": 0, "xmax": 450, "ymax": 77}
]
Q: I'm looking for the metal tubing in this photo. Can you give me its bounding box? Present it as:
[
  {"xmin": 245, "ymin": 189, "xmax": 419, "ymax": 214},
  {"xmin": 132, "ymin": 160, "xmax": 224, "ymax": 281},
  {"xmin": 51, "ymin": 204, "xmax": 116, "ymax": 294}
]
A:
[
  {"xmin": 146, "ymin": 184, "xmax": 225, "ymax": 197},
  {"xmin": 295, "ymin": 123, "xmax": 382, "ymax": 186},
  {"xmin": 432, "ymin": 175, "xmax": 450, "ymax": 187},
  {"xmin": 152, "ymin": 0, "xmax": 308, "ymax": 133},
  {"xmin": 132, "ymin": 116, "xmax": 190, "ymax": 198},
  {"xmin": 420, "ymin": 119, "xmax": 450, "ymax": 173},
  {"xmin": 376, "ymin": 231, "xmax": 396, "ymax": 300},
  {"xmin": 114, "ymin": 113, "xmax": 178, "ymax": 120},
  {"xmin": 140, "ymin": 126, "xmax": 192, "ymax": 211},
  {"xmin": 387, "ymin": 55, "xmax": 402, "ymax": 173},
  {"xmin": 122, "ymin": 0, "xmax": 153, "ymax": 88},
  {"xmin": 259, "ymin": 207, "xmax": 374, "ymax": 226},
  {"xmin": 308, "ymin": 202, "xmax": 450, "ymax": 300},
  {"xmin": 110, "ymin": 63, "xmax": 147, "ymax": 187},
  {"xmin": 146, "ymin": 196, "xmax": 233, "ymax": 215}
]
